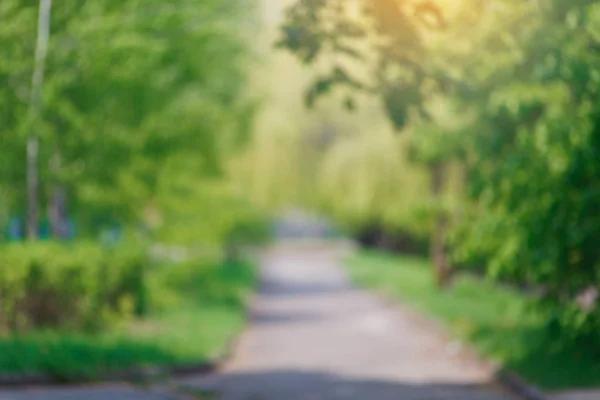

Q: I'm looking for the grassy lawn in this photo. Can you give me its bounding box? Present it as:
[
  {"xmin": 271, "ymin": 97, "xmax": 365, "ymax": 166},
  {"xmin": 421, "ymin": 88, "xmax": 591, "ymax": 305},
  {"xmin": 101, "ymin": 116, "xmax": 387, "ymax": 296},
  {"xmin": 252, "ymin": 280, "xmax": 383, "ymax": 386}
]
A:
[
  {"xmin": 0, "ymin": 259, "xmax": 256, "ymax": 381},
  {"xmin": 346, "ymin": 250, "xmax": 600, "ymax": 390}
]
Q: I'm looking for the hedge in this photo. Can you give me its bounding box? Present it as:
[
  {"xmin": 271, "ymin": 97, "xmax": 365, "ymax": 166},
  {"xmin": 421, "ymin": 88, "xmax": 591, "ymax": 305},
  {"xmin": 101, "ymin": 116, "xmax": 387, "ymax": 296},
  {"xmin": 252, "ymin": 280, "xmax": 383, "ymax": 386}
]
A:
[{"xmin": 0, "ymin": 242, "xmax": 147, "ymax": 333}]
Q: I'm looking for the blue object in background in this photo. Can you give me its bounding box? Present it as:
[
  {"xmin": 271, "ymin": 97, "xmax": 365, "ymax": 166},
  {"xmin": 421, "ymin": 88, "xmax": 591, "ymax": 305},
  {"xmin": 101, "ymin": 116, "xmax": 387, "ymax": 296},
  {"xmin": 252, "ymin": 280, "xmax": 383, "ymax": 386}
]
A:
[
  {"xmin": 7, "ymin": 217, "xmax": 24, "ymax": 241},
  {"xmin": 39, "ymin": 220, "xmax": 50, "ymax": 240},
  {"xmin": 65, "ymin": 219, "xmax": 76, "ymax": 240}
]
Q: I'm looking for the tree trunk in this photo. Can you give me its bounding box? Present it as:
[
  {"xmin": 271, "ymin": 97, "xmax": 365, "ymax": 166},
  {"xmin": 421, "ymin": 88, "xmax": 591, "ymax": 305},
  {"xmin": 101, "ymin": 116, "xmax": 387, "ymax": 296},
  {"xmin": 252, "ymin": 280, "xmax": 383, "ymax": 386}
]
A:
[
  {"xmin": 26, "ymin": 0, "xmax": 52, "ymax": 240},
  {"xmin": 49, "ymin": 149, "xmax": 68, "ymax": 238},
  {"xmin": 26, "ymin": 138, "xmax": 39, "ymax": 239},
  {"xmin": 430, "ymin": 162, "xmax": 452, "ymax": 289}
]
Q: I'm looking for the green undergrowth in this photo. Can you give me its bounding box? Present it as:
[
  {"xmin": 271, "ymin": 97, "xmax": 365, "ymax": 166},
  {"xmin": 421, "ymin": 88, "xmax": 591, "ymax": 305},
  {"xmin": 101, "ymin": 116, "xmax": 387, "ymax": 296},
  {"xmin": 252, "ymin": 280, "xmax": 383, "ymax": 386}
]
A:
[{"xmin": 0, "ymin": 258, "xmax": 257, "ymax": 381}]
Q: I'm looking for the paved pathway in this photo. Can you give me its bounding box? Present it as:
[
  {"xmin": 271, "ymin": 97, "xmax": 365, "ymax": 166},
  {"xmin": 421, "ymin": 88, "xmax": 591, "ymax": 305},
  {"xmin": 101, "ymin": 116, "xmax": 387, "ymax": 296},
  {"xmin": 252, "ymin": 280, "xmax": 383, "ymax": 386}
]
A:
[
  {"xmin": 175, "ymin": 243, "xmax": 515, "ymax": 399},
  {"xmin": 0, "ymin": 243, "xmax": 527, "ymax": 399},
  {"xmin": 553, "ymin": 391, "xmax": 600, "ymax": 400},
  {"xmin": 0, "ymin": 384, "xmax": 170, "ymax": 400}
]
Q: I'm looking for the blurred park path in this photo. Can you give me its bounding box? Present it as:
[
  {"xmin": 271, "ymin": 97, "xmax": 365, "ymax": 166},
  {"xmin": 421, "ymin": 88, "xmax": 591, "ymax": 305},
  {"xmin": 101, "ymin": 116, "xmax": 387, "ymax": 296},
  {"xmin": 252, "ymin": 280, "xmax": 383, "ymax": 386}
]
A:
[
  {"xmin": 1, "ymin": 240, "xmax": 596, "ymax": 399},
  {"xmin": 175, "ymin": 241, "xmax": 515, "ymax": 400}
]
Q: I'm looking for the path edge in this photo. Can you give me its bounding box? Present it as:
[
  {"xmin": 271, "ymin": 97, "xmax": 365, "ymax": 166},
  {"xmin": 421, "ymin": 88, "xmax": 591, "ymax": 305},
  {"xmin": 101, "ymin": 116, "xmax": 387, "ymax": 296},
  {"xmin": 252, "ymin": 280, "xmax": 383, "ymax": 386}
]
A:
[
  {"xmin": 0, "ymin": 353, "xmax": 224, "ymax": 388},
  {"xmin": 494, "ymin": 368, "xmax": 550, "ymax": 400},
  {"xmin": 372, "ymin": 288, "xmax": 551, "ymax": 400},
  {"xmin": 0, "ymin": 312, "xmax": 249, "ymax": 388}
]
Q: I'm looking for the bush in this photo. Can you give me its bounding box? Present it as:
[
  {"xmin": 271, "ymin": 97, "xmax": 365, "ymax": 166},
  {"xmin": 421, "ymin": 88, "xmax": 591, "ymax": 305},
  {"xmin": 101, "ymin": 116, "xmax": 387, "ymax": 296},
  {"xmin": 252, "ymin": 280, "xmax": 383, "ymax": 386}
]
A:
[
  {"xmin": 354, "ymin": 223, "xmax": 429, "ymax": 257},
  {"xmin": 0, "ymin": 242, "xmax": 148, "ymax": 333},
  {"xmin": 147, "ymin": 257, "xmax": 257, "ymax": 312},
  {"xmin": 0, "ymin": 255, "xmax": 258, "ymax": 378},
  {"xmin": 224, "ymin": 217, "xmax": 271, "ymax": 248},
  {"xmin": 222, "ymin": 215, "xmax": 271, "ymax": 262}
]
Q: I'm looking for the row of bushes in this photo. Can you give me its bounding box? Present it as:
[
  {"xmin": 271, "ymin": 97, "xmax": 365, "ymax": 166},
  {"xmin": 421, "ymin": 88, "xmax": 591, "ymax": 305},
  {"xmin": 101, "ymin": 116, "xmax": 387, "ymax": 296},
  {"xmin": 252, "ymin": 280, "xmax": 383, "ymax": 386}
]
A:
[
  {"xmin": 0, "ymin": 238, "xmax": 260, "ymax": 378},
  {"xmin": 0, "ymin": 229, "xmax": 265, "ymax": 336},
  {"xmin": 0, "ymin": 208, "xmax": 270, "ymax": 337},
  {"xmin": 0, "ymin": 242, "xmax": 148, "ymax": 333}
]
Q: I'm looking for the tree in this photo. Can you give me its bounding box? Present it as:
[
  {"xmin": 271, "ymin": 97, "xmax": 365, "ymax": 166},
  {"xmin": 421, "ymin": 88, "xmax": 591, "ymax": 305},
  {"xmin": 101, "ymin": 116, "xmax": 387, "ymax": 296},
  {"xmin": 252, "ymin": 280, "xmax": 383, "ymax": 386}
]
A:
[
  {"xmin": 0, "ymin": 0, "xmax": 259, "ymax": 240},
  {"xmin": 451, "ymin": 0, "xmax": 600, "ymax": 349},
  {"xmin": 26, "ymin": 0, "xmax": 51, "ymax": 239}
]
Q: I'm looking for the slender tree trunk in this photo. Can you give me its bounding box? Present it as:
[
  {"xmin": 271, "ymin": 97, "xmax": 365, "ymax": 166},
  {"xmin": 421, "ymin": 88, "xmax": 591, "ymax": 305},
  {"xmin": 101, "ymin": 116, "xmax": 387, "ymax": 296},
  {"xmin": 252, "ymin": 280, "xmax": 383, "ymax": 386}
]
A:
[
  {"xmin": 430, "ymin": 161, "xmax": 452, "ymax": 289},
  {"xmin": 27, "ymin": 0, "xmax": 52, "ymax": 240},
  {"xmin": 49, "ymin": 149, "xmax": 67, "ymax": 238},
  {"xmin": 26, "ymin": 139, "xmax": 39, "ymax": 239}
]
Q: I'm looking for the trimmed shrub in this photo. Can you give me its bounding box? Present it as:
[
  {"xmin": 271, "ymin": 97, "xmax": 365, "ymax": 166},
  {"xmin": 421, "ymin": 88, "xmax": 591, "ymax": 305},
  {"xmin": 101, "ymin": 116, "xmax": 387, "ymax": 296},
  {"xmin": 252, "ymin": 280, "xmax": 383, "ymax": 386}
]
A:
[{"xmin": 0, "ymin": 242, "xmax": 148, "ymax": 333}]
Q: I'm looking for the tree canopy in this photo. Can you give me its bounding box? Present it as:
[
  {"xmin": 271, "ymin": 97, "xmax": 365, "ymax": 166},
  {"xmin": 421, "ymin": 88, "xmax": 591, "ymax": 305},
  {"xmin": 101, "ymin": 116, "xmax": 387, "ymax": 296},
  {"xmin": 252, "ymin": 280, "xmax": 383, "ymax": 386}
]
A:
[
  {"xmin": 277, "ymin": 0, "xmax": 600, "ymax": 347},
  {"xmin": 0, "ymin": 0, "xmax": 261, "ymax": 241}
]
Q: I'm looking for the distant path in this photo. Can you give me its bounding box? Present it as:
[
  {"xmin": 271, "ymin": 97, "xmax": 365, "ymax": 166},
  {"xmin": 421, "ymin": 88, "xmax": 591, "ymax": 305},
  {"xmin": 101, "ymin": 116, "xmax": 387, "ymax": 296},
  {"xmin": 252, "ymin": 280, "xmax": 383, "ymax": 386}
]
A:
[{"xmin": 176, "ymin": 242, "xmax": 515, "ymax": 399}]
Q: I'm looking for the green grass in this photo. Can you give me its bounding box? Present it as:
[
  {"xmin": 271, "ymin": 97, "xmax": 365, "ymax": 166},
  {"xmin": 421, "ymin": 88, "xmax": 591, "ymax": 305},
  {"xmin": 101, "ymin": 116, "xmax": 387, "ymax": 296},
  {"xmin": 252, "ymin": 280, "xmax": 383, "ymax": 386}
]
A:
[
  {"xmin": 0, "ymin": 259, "xmax": 256, "ymax": 381},
  {"xmin": 346, "ymin": 250, "xmax": 600, "ymax": 390}
]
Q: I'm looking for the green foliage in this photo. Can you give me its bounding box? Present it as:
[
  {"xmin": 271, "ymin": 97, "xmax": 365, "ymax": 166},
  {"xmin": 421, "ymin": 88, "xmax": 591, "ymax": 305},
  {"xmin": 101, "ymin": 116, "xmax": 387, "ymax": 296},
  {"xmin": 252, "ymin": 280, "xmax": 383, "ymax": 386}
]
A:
[
  {"xmin": 0, "ymin": 0, "xmax": 263, "ymax": 380},
  {"xmin": 0, "ymin": 241, "xmax": 147, "ymax": 333},
  {"xmin": 448, "ymin": 0, "xmax": 600, "ymax": 350},
  {"xmin": 277, "ymin": 0, "xmax": 442, "ymax": 128},
  {"xmin": 0, "ymin": 306, "xmax": 247, "ymax": 380},
  {"xmin": 224, "ymin": 216, "xmax": 272, "ymax": 249},
  {"xmin": 152, "ymin": 169, "xmax": 271, "ymax": 247},
  {"xmin": 0, "ymin": 0, "xmax": 258, "ymax": 229},
  {"xmin": 148, "ymin": 258, "xmax": 257, "ymax": 312},
  {"xmin": 0, "ymin": 250, "xmax": 257, "ymax": 378},
  {"xmin": 317, "ymin": 131, "xmax": 430, "ymax": 238},
  {"xmin": 278, "ymin": 0, "xmax": 600, "ymax": 349}
]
